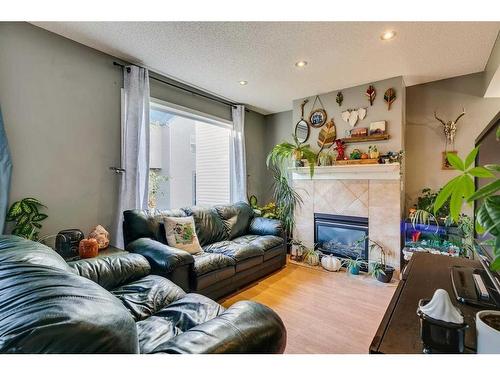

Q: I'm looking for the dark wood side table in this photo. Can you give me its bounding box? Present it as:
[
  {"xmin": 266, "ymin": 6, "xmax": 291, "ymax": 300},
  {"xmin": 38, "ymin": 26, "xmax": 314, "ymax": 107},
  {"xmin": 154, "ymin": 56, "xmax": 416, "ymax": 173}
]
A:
[{"xmin": 370, "ymin": 252, "xmax": 498, "ymax": 354}]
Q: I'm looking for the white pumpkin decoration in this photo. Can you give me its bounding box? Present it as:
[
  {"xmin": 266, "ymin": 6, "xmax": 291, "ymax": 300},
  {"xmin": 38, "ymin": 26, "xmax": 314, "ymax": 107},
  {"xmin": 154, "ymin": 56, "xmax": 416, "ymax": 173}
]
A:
[{"xmin": 321, "ymin": 255, "xmax": 342, "ymax": 272}]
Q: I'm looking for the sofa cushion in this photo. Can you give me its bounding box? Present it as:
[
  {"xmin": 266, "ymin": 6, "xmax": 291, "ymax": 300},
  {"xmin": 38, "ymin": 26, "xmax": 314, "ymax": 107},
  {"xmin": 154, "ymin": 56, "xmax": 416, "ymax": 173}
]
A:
[
  {"xmin": 232, "ymin": 235, "xmax": 284, "ymax": 252},
  {"xmin": 164, "ymin": 216, "xmax": 202, "ymax": 254},
  {"xmin": 203, "ymin": 240, "xmax": 263, "ymax": 262},
  {"xmin": 136, "ymin": 293, "xmax": 224, "ymax": 353},
  {"xmin": 215, "ymin": 202, "xmax": 254, "ymax": 240},
  {"xmin": 0, "ymin": 235, "xmax": 74, "ymax": 273},
  {"xmin": 193, "ymin": 252, "xmax": 235, "ymax": 276},
  {"xmin": 111, "ymin": 275, "xmax": 186, "ymax": 321},
  {"xmin": 123, "ymin": 209, "xmax": 187, "ymax": 246},
  {"xmin": 182, "ymin": 206, "xmax": 227, "ymax": 246}
]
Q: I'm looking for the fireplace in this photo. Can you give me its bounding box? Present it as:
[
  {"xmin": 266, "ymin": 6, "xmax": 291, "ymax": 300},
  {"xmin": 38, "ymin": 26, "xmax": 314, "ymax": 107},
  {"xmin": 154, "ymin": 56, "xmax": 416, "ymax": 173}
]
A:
[{"xmin": 314, "ymin": 213, "xmax": 369, "ymax": 269}]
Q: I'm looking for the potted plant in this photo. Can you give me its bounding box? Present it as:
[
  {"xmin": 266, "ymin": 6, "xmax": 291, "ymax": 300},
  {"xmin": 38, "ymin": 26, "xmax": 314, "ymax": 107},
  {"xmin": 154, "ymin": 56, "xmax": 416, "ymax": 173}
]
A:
[
  {"xmin": 267, "ymin": 134, "xmax": 317, "ymax": 177},
  {"xmin": 302, "ymin": 247, "xmax": 321, "ymax": 266},
  {"xmin": 343, "ymin": 257, "xmax": 364, "ymax": 275},
  {"xmin": 433, "ymin": 139, "xmax": 500, "ymax": 353},
  {"xmin": 290, "ymin": 239, "xmax": 307, "ymax": 261},
  {"xmin": 6, "ymin": 197, "xmax": 48, "ymax": 241},
  {"xmin": 368, "ymin": 145, "xmax": 379, "ymax": 159},
  {"xmin": 368, "ymin": 238, "xmax": 395, "ymax": 283}
]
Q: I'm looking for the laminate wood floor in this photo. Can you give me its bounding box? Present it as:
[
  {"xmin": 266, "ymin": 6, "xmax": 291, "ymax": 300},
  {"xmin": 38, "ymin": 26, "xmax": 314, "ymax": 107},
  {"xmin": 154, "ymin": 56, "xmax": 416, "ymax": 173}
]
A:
[{"xmin": 220, "ymin": 259, "xmax": 397, "ymax": 354}]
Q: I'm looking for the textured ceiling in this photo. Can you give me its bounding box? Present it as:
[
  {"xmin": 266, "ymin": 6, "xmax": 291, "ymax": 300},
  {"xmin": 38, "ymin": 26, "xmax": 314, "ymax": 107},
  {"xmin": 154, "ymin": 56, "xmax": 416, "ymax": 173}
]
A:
[{"xmin": 32, "ymin": 22, "xmax": 500, "ymax": 114}]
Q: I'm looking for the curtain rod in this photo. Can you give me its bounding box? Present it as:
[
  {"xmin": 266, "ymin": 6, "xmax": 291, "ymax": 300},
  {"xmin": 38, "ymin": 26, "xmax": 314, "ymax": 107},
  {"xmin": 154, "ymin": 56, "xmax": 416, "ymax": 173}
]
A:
[{"xmin": 113, "ymin": 61, "xmax": 243, "ymax": 110}]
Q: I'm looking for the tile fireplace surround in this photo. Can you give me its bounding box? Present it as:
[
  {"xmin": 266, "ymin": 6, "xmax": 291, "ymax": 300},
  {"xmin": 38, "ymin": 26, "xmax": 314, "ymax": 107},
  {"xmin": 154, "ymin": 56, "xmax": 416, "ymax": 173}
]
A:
[{"xmin": 292, "ymin": 164, "xmax": 402, "ymax": 270}]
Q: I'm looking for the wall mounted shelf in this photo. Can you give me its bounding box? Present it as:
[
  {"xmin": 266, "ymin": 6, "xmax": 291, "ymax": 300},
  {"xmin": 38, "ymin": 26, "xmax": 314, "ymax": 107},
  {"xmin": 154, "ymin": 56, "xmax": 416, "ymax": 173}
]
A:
[{"xmin": 341, "ymin": 134, "xmax": 390, "ymax": 143}]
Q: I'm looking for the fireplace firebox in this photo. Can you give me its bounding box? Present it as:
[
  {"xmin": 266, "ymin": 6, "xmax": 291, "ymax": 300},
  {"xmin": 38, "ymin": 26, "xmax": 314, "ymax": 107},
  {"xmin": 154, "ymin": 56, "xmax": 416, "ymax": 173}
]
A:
[{"xmin": 314, "ymin": 213, "xmax": 369, "ymax": 269}]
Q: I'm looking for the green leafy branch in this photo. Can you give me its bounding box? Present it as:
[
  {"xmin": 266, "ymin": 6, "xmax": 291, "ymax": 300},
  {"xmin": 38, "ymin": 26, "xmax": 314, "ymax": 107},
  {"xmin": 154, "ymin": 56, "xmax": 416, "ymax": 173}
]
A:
[
  {"xmin": 6, "ymin": 197, "xmax": 48, "ymax": 241},
  {"xmin": 434, "ymin": 146, "xmax": 500, "ymax": 269}
]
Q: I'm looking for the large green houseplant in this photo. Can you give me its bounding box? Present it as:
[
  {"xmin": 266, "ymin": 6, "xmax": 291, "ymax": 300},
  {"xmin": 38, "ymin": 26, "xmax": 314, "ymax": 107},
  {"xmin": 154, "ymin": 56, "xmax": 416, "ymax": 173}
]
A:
[
  {"xmin": 6, "ymin": 197, "xmax": 48, "ymax": 240},
  {"xmin": 433, "ymin": 142, "xmax": 500, "ymax": 270},
  {"xmin": 266, "ymin": 135, "xmax": 317, "ymax": 235}
]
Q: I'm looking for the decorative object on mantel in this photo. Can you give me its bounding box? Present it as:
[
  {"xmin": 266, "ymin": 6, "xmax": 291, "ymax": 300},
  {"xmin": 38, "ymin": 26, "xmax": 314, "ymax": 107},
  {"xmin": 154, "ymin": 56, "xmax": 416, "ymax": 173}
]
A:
[
  {"xmin": 379, "ymin": 150, "xmax": 404, "ymax": 164},
  {"xmin": 309, "ymin": 95, "xmax": 327, "ymax": 128},
  {"xmin": 88, "ymin": 225, "xmax": 110, "ymax": 250},
  {"xmin": 318, "ymin": 151, "xmax": 333, "ymax": 166},
  {"xmin": 336, "ymin": 91, "xmax": 343, "ymax": 106},
  {"xmin": 321, "ymin": 254, "xmax": 342, "ymax": 272},
  {"xmin": 417, "ymin": 289, "xmax": 468, "ymax": 353},
  {"xmin": 316, "ymin": 119, "xmax": 336, "ymax": 165},
  {"xmin": 369, "ymin": 120, "xmax": 386, "ymax": 136},
  {"xmin": 441, "ymin": 150, "xmax": 457, "ymax": 170},
  {"xmin": 333, "ymin": 139, "xmax": 346, "ymax": 161},
  {"xmin": 349, "ymin": 148, "xmax": 362, "ymax": 160},
  {"xmin": 368, "ymin": 145, "xmax": 379, "ymax": 159},
  {"xmin": 350, "ymin": 127, "xmax": 368, "ymax": 138},
  {"xmin": 334, "ymin": 158, "xmax": 379, "ymax": 165},
  {"xmin": 341, "ymin": 107, "xmax": 367, "ymax": 127},
  {"xmin": 365, "ymin": 85, "xmax": 376, "ymax": 106},
  {"xmin": 295, "ymin": 99, "xmax": 310, "ymax": 144},
  {"xmin": 383, "ymin": 88, "xmax": 396, "ymax": 110},
  {"xmin": 433, "ymin": 107, "xmax": 465, "ymax": 151}
]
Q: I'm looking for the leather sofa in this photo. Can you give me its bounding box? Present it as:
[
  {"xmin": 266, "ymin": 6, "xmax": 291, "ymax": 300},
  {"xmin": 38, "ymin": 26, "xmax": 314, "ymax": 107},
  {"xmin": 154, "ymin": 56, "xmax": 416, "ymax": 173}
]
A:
[
  {"xmin": 0, "ymin": 235, "xmax": 286, "ymax": 354},
  {"xmin": 123, "ymin": 202, "xmax": 287, "ymax": 300}
]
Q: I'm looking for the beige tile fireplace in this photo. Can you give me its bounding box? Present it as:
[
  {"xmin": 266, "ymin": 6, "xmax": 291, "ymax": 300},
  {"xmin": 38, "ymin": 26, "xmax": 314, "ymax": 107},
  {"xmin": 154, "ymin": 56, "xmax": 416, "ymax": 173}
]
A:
[{"xmin": 292, "ymin": 164, "xmax": 403, "ymax": 270}]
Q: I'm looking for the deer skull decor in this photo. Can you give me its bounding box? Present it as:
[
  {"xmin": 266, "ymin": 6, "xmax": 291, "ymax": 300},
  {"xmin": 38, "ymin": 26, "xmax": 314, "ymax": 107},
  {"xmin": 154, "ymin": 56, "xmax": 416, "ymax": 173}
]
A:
[{"xmin": 433, "ymin": 108, "xmax": 466, "ymax": 151}]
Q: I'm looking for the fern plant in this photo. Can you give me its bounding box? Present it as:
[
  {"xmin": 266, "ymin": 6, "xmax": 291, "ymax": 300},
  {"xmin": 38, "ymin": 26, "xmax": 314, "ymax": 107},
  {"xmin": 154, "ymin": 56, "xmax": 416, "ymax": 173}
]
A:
[
  {"xmin": 266, "ymin": 134, "xmax": 317, "ymax": 178},
  {"xmin": 6, "ymin": 198, "xmax": 48, "ymax": 240}
]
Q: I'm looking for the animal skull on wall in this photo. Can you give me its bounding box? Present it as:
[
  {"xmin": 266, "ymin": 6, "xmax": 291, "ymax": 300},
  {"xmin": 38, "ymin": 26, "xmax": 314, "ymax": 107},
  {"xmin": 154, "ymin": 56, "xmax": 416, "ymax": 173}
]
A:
[{"xmin": 433, "ymin": 108, "xmax": 466, "ymax": 151}]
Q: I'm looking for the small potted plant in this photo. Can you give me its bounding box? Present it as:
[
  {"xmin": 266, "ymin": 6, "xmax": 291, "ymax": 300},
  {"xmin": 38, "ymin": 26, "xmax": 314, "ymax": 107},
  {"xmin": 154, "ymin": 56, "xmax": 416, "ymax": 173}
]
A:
[
  {"xmin": 303, "ymin": 247, "xmax": 321, "ymax": 266},
  {"xmin": 343, "ymin": 257, "xmax": 364, "ymax": 275},
  {"xmin": 290, "ymin": 239, "xmax": 307, "ymax": 262},
  {"xmin": 368, "ymin": 145, "xmax": 379, "ymax": 159},
  {"xmin": 368, "ymin": 239, "xmax": 395, "ymax": 283}
]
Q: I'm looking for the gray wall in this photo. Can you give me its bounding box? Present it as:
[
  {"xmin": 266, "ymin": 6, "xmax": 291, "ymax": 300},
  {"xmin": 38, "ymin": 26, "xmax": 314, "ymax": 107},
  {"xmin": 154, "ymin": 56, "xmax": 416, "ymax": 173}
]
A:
[
  {"xmin": 0, "ymin": 22, "xmax": 268, "ymax": 240},
  {"xmin": 406, "ymin": 72, "xmax": 500, "ymax": 211},
  {"xmin": 0, "ymin": 22, "xmax": 122, "ymax": 238},
  {"xmin": 292, "ymin": 76, "xmax": 406, "ymax": 154}
]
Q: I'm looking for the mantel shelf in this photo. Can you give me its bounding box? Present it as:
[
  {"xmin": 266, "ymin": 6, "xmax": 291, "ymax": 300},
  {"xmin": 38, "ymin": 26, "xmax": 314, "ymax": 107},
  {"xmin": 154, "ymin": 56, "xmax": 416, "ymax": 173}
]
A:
[{"xmin": 291, "ymin": 163, "xmax": 401, "ymax": 180}]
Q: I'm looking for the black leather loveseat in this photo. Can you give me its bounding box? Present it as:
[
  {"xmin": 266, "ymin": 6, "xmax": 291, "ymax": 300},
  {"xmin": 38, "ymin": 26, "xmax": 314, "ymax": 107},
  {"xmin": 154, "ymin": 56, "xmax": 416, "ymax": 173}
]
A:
[
  {"xmin": 0, "ymin": 235, "xmax": 286, "ymax": 354},
  {"xmin": 123, "ymin": 202, "xmax": 287, "ymax": 300}
]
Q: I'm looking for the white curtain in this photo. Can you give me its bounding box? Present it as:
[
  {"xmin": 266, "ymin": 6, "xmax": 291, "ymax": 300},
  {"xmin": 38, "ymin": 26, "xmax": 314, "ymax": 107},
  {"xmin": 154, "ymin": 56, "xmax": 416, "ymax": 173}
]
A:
[
  {"xmin": 114, "ymin": 66, "xmax": 150, "ymax": 248},
  {"xmin": 230, "ymin": 105, "xmax": 247, "ymax": 203}
]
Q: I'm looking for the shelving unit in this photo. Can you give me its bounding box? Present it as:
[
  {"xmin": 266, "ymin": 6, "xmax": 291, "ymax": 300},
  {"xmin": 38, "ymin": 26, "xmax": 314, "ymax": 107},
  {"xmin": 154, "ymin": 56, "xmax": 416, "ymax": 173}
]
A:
[{"xmin": 341, "ymin": 134, "xmax": 390, "ymax": 143}]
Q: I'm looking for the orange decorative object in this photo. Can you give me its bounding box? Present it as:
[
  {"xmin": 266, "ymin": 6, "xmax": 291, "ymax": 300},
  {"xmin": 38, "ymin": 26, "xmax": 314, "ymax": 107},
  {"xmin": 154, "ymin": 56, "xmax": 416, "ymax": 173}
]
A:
[{"xmin": 79, "ymin": 238, "xmax": 99, "ymax": 259}]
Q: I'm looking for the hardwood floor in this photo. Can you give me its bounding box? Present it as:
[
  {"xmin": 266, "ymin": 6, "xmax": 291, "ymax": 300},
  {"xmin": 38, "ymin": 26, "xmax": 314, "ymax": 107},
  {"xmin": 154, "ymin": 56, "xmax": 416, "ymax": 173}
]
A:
[{"xmin": 220, "ymin": 259, "xmax": 397, "ymax": 354}]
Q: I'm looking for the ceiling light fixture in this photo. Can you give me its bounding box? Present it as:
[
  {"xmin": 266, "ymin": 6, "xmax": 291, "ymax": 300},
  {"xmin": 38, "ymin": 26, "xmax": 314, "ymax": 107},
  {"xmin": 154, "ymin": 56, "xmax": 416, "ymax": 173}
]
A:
[
  {"xmin": 239, "ymin": 80, "xmax": 248, "ymax": 86},
  {"xmin": 380, "ymin": 31, "xmax": 396, "ymax": 41},
  {"xmin": 295, "ymin": 61, "xmax": 308, "ymax": 68}
]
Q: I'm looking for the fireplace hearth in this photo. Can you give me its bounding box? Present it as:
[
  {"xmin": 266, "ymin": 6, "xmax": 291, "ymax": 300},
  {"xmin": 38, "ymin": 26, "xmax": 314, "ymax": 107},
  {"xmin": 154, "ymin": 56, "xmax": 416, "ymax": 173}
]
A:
[{"xmin": 314, "ymin": 213, "xmax": 369, "ymax": 269}]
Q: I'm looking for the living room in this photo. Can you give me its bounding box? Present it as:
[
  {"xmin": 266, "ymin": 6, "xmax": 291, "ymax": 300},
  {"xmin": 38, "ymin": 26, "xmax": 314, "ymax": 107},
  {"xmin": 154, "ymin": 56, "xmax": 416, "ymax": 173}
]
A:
[{"xmin": 1, "ymin": 1, "xmax": 500, "ymax": 371}]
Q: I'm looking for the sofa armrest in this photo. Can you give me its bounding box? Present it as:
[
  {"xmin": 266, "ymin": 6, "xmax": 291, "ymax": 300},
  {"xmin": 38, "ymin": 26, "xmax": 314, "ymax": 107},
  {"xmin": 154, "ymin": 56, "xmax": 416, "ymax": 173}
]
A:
[
  {"xmin": 126, "ymin": 238, "xmax": 194, "ymax": 279},
  {"xmin": 249, "ymin": 217, "xmax": 284, "ymax": 237},
  {"xmin": 69, "ymin": 253, "xmax": 150, "ymax": 291},
  {"xmin": 152, "ymin": 301, "xmax": 286, "ymax": 354}
]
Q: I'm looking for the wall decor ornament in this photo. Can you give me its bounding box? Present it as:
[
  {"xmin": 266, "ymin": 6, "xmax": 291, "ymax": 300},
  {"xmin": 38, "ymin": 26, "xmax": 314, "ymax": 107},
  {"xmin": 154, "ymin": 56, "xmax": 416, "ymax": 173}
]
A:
[
  {"xmin": 333, "ymin": 139, "xmax": 346, "ymax": 161},
  {"xmin": 341, "ymin": 108, "xmax": 367, "ymax": 127},
  {"xmin": 316, "ymin": 119, "xmax": 337, "ymax": 164},
  {"xmin": 384, "ymin": 88, "xmax": 396, "ymax": 110},
  {"xmin": 309, "ymin": 95, "xmax": 327, "ymax": 128},
  {"xmin": 369, "ymin": 120, "xmax": 386, "ymax": 135},
  {"xmin": 434, "ymin": 108, "xmax": 466, "ymax": 151},
  {"xmin": 441, "ymin": 151, "xmax": 458, "ymax": 170},
  {"xmin": 336, "ymin": 91, "xmax": 344, "ymax": 106},
  {"xmin": 295, "ymin": 99, "xmax": 310, "ymax": 143},
  {"xmin": 365, "ymin": 85, "xmax": 376, "ymax": 106}
]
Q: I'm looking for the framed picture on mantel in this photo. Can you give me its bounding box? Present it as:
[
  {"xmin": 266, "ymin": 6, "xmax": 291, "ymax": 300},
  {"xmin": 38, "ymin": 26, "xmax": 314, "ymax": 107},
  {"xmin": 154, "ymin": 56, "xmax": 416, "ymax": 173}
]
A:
[{"xmin": 442, "ymin": 151, "xmax": 457, "ymax": 170}]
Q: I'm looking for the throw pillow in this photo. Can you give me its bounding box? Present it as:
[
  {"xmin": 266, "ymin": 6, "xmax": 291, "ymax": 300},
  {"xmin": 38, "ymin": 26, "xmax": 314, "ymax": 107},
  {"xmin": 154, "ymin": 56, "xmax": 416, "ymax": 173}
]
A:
[{"xmin": 164, "ymin": 216, "xmax": 202, "ymax": 254}]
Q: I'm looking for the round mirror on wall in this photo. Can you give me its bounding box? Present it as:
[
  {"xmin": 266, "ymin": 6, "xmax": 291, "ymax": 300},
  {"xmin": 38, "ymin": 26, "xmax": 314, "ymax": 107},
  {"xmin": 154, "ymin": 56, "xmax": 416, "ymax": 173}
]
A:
[{"xmin": 295, "ymin": 119, "xmax": 310, "ymax": 143}]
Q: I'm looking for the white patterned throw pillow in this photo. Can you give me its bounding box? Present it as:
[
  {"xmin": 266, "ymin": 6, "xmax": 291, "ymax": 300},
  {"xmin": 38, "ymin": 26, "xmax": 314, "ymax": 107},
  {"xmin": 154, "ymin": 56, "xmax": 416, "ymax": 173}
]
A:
[{"xmin": 164, "ymin": 216, "xmax": 202, "ymax": 254}]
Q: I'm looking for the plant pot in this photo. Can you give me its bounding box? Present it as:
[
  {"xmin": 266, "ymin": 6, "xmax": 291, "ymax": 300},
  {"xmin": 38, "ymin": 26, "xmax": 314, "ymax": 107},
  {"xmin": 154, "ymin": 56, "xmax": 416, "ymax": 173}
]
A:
[
  {"xmin": 294, "ymin": 159, "xmax": 304, "ymax": 167},
  {"xmin": 348, "ymin": 265, "xmax": 360, "ymax": 275},
  {"xmin": 304, "ymin": 252, "xmax": 320, "ymax": 266},
  {"xmin": 376, "ymin": 266, "xmax": 395, "ymax": 283},
  {"xmin": 476, "ymin": 310, "xmax": 500, "ymax": 354}
]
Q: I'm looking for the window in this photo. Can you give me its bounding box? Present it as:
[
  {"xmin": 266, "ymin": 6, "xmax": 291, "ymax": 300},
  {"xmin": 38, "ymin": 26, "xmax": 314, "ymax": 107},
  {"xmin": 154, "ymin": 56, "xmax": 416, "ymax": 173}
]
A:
[{"xmin": 148, "ymin": 101, "xmax": 232, "ymax": 209}]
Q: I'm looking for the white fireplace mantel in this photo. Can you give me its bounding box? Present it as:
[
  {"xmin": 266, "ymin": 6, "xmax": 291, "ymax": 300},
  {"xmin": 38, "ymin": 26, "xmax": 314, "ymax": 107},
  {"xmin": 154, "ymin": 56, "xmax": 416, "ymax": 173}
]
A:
[{"xmin": 291, "ymin": 163, "xmax": 401, "ymax": 180}]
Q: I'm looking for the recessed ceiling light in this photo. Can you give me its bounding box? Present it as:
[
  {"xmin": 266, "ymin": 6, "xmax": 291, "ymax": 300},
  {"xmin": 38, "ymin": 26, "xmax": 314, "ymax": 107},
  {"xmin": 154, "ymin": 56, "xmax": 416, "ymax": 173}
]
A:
[
  {"xmin": 239, "ymin": 80, "xmax": 248, "ymax": 86},
  {"xmin": 295, "ymin": 61, "xmax": 308, "ymax": 68},
  {"xmin": 380, "ymin": 31, "xmax": 396, "ymax": 41}
]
